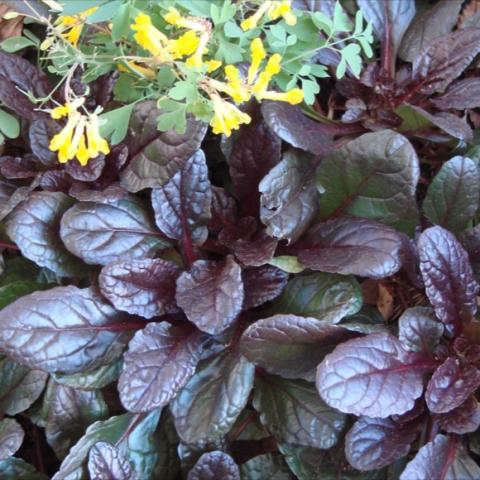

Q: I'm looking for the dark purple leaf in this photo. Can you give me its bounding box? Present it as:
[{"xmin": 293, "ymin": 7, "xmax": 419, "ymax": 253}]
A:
[
  {"xmin": 316, "ymin": 130, "xmax": 420, "ymax": 233},
  {"xmin": 240, "ymin": 314, "xmax": 360, "ymax": 381},
  {"xmin": 398, "ymin": 306, "xmax": 444, "ymax": 353},
  {"xmin": 292, "ymin": 0, "xmax": 334, "ymax": 13},
  {"xmin": 65, "ymin": 155, "xmax": 106, "ymax": 182},
  {"xmin": 171, "ymin": 349, "xmax": 254, "ymax": 443},
  {"xmin": 432, "ymin": 79, "xmax": 480, "ymax": 110},
  {"xmin": 68, "ymin": 183, "xmax": 128, "ymax": 203},
  {"xmin": 151, "ymin": 150, "xmax": 211, "ymax": 245},
  {"xmin": 229, "ymin": 105, "xmax": 281, "ymax": 216},
  {"xmin": 412, "ymin": 28, "xmax": 480, "ymax": 94},
  {"xmin": 187, "ymin": 451, "xmax": 240, "ymax": 480},
  {"xmin": 93, "ymin": 144, "xmax": 129, "ymax": 190},
  {"xmin": 88, "ymin": 442, "xmax": 137, "ymax": 480},
  {"xmin": 437, "ymin": 396, "xmax": 480, "ymax": 434},
  {"xmin": 60, "ymin": 195, "xmax": 169, "ymax": 266},
  {"xmin": 6, "ymin": 191, "xmax": 88, "ymax": 277},
  {"xmin": 418, "ymin": 226, "xmax": 478, "ymax": 333},
  {"xmin": 118, "ymin": 321, "xmax": 205, "ymax": 412},
  {"xmin": 0, "ymin": 51, "xmax": 50, "ymax": 120},
  {"xmin": 120, "ymin": 100, "xmax": 207, "ymax": 192},
  {"xmin": 410, "ymin": 106, "xmax": 473, "ymax": 141},
  {"xmin": 242, "ymin": 265, "xmax": 288, "ymax": 310},
  {"xmin": 40, "ymin": 170, "xmax": 72, "ymax": 193},
  {"xmin": 0, "ymin": 180, "xmax": 39, "ymax": 222},
  {"xmin": 345, "ymin": 417, "xmax": 417, "ymax": 471},
  {"xmin": 400, "ymin": 434, "xmax": 480, "ymax": 480},
  {"xmin": 261, "ymin": 102, "xmax": 334, "ymax": 156},
  {"xmin": 425, "ymin": 357, "xmax": 480, "ymax": 414},
  {"xmin": 259, "ymin": 150, "xmax": 318, "ymax": 243},
  {"xmin": 0, "ymin": 418, "xmax": 24, "ymax": 460},
  {"xmin": 460, "ymin": 224, "xmax": 480, "ymax": 283},
  {"xmin": 45, "ymin": 382, "xmax": 108, "ymax": 459},
  {"xmin": 229, "ymin": 228, "xmax": 277, "ymax": 267},
  {"xmin": 357, "ymin": 0, "xmax": 415, "ymax": 68},
  {"xmin": 399, "ymin": 0, "xmax": 462, "ymax": 62},
  {"xmin": 316, "ymin": 333, "xmax": 426, "ymax": 417},
  {"xmin": 99, "ymin": 258, "xmax": 180, "ymax": 319},
  {"xmin": 208, "ymin": 186, "xmax": 238, "ymax": 235},
  {"xmin": 176, "ymin": 256, "xmax": 244, "ymax": 335},
  {"xmin": 297, "ymin": 217, "xmax": 404, "ymax": 279},
  {"xmin": 0, "ymin": 286, "xmax": 131, "ymax": 374},
  {"xmin": 29, "ymin": 118, "xmax": 59, "ymax": 166},
  {"xmin": 0, "ymin": 156, "xmax": 38, "ymax": 179},
  {"xmin": 254, "ymin": 374, "xmax": 346, "ymax": 449},
  {"xmin": 423, "ymin": 156, "xmax": 480, "ymax": 232},
  {"xmin": 271, "ymin": 272, "xmax": 362, "ymax": 322}
]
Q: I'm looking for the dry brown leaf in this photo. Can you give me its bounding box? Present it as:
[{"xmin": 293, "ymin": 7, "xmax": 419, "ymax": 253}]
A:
[
  {"xmin": 0, "ymin": 4, "xmax": 23, "ymax": 42},
  {"xmin": 377, "ymin": 282, "xmax": 394, "ymax": 320}
]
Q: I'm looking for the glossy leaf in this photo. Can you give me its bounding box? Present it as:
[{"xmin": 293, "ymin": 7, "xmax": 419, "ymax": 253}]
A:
[
  {"xmin": 254, "ymin": 374, "xmax": 346, "ymax": 449},
  {"xmin": 271, "ymin": 272, "xmax": 362, "ymax": 322},
  {"xmin": 119, "ymin": 322, "xmax": 205, "ymax": 412},
  {"xmin": 187, "ymin": 451, "xmax": 240, "ymax": 480},
  {"xmin": 418, "ymin": 227, "xmax": 478, "ymax": 333},
  {"xmin": 120, "ymin": 100, "xmax": 207, "ymax": 192},
  {"xmin": 45, "ymin": 382, "xmax": 108, "ymax": 459},
  {"xmin": 400, "ymin": 434, "xmax": 480, "ymax": 480},
  {"xmin": 261, "ymin": 102, "xmax": 334, "ymax": 156},
  {"xmin": 437, "ymin": 396, "xmax": 480, "ymax": 434},
  {"xmin": 99, "ymin": 258, "xmax": 180, "ymax": 319},
  {"xmin": 88, "ymin": 442, "xmax": 137, "ymax": 480},
  {"xmin": 176, "ymin": 256, "xmax": 244, "ymax": 335},
  {"xmin": 398, "ymin": 306, "xmax": 444, "ymax": 353},
  {"xmin": 241, "ymin": 314, "xmax": 360, "ymax": 381},
  {"xmin": 432, "ymin": 79, "xmax": 480, "ymax": 110},
  {"xmin": 297, "ymin": 217, "xmax": 404, "ymax": 279},
  {"xmin": 60, "ymin": 196, "xmax": 168, "ymax": 266},
  {"xmin": 6, "ymin": 192, "xmax": 88, "ymax": 277},
  {"xmin": 426, "ymin": 357, "xmax": 480, "ymax": 414},
  {"xmin": 171, "ymin": 349, "xmax": 254, "ymax": 443},
  {"xmin": 53, "ymin": 361, "xmax": 121, "ymax": 391},
  {"xmin": 0, "ymin": 286, "xmax": 130, "ymax": 374},
  {"xmin": 317, "ymin": 333, "xmax": 425, "ymax": 417},
  {"xmin": 0, "ymin": 458, "xmax": 48, "ymax": 480},
  {"xmin": 259, "ymin": 150, "xmax": 318, "ymax": 243},
  {"xmin": 399, "ymin": 0, "xmax": 462, "ymax": 62},
  {"xmin": 0, "ymin": 418, "xmax": 23, "ymax": 460},
  {"xmin": 151, "ymin": 150, "xmax": 212, "ymax": 245},
  {"xmin": 242, "ymin": 265, "xmax": 288, "ymax": 310},
  {"xmin": 423, "ymin": 156, "xmax": 480, "ymax": 232},
  {"xmin": 316, "ymin": 130, "xmax": 419, "ymax": 232},
  {"xmin": 412, "ymin": 28, "xmax": 480, "ymax": 94},
  {"xmin": 29, "ymin": 119, "xmax": 60, "ymax": 166},
  {"xmin": 345, "ymin": 417, "xmax": 417, "ymax": 471}
]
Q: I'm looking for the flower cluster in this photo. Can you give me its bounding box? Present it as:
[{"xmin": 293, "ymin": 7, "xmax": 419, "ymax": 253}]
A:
[
  {"xmin": 241, "ymin": 0, "xmax": 296, "ymax": 31},
  {"xmin": 49, "ymin": 99, "xmax": 109, "ymax": 165}
]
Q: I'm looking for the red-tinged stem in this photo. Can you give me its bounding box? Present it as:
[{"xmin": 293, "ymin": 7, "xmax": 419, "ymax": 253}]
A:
[
  {"xmin": 439, "ymin": 435, "xmax": 459, "ymax": 480},
  {"xmin": 228, "ymin": 410, "xmax": 257, "ymax": 442},
  {"xmin": 0, "ymin": 241, "xmax": 19, "ymax": 251},
  {"xmin": 115, "ymin": 413, "xmax": 146, "ymax": 447}
]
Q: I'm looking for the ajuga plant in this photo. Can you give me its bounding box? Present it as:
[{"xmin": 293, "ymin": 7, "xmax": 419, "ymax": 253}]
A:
[{"xmin": 1, "ymin": 0, "xmax": 480, "ymax": 479}]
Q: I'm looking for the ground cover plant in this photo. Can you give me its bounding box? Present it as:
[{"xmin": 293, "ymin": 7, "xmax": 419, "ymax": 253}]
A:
[{"xmin": 1, "ymin": 0, "xmax": 480, "ymax": 478}]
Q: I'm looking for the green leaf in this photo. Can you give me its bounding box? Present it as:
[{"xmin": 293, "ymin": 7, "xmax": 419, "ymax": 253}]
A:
[
  {"xmin": 423, "ymin": 156, "xmax": 480, "ymax": 233},
  {"xmin": 53, "ymin": 361, "xmax": 122, "ymax": 391},
  {"xmin": 99, "ymin": 104, "xmax": 133, "ymax": 145},
  {"xmin": 333, "ymin": 1, "xmax": 351, "ymax": 32},
  {"xmin": 312, "ymin": 12, "xmax": 333, "ymax": 35},
  {"xmin": 111, "ymin": 3, "xmax": 131, "ymax": 41},
  {"xmin": 316, "ymin": 130, "xmax": 420, "ymax": 233},
  {"xmin": 270, "ymin": 272, "xmax": 362, "ymax": 322},
  {"xmin": 223, "ymin": 21, "xmax": 244, "ymax": 38},
  {"xmin": 86, "ymin": 0, "xmax": 122, "ymax": 22},
  {"xmin": 301, "ymin": 78, "xmax": 320, "ymax": 105},
  {"xmin": 341, "ymin": 43, "xmax": 362, "ymax": 77},
  {"xmin": 0, "ymin": 281, "xmax": 49, "ymax": 310},
  {"xmin": 157, "ymin": 67, "xmax": 176, "ymax": 88},
  {"xmin": 336, "ymin": 55, "xmax": 347, "ymax": 79},
  {"xmin": 217, "ymin": 39, "xmax": 243, "ymax": 63},
  {"xmin": 268, "ymin": 256, "xmax": 306, "ymax": 274},
  {"xmin": 0, "ymin": 458, "xmax": 48, "ymax": 480},
  {"xmin": 157, "ymin": 105, "xmax": 187, "ymax": 134},
  {"xmin": 169, "ymin": 80, "xmax": 198, "ymax": 102},
  {"xmin": 0, "ymin": 109, "xmax": 19, "ymax": 139},
  {"xmin": 0, "ymin": 36, "xmax": 36, "ymax": 52},
  {"xmin": 60, "ymin": 1, "xmax": 107, "ymax": 15}
]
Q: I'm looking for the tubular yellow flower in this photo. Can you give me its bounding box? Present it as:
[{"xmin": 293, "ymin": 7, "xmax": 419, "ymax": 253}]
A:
[
  {"xmin": 210, "ymin": 95, "xmax": 251, "ymax": 137},
  {"xmin": 268, "ymin": 1, "xmax": 297, "ymax": 26},
  {"xmin": 241, "ymin": 1, "xmax": 272, "ymax": 31},
  {"xmin": 264, "ymin": 53, "xmax": 282, "ymax": 77},
  {"xmin": 252, "ymin": 54, "xmax": 282, "ymax": 95},
  {"xmin": 117, "ymin": 61, "xmax": 156, "ymax": 79},
  {"xmin": 248, "ymin": 38, "xmax": 266, "ymax": 84},
  {"xmin": 50, "ymin": 98, "xmax": 85, "ymax": 119},
  {"xmin": 57, "ymin": 6, "xmax": 98, "ymax": 46},
  {"xmin": 131, "ymin": 13, "xmax": 170, "ymax": 59},
  {"xmin": 168, "ymin": 30, "xmax": 199, "ymax": 58},
  {"xmin": 164, "ymin": 7, "xmax": 205, "ymax": 32},
  {"xmin": 185, "ymin": 31, "xmax": 209, "ymax": 68},
  {"xmin": 76, "ymin": 135, "xmax": 90, "ymax": 166},
  {"xmin": 49, "ymin": 112, "xmax": 80, "ymax": 163},
  {"xmin": 67, "ymin": 116, "xmax": 86, "ymax": 161},
  {"xmin": 224, "ymin": 65, "xmax": 251, "ymax": 103},
  {"xmin": 258, "ymin": 88, "xmax": 304, "ymax": 104},
  {"xmin": 205, "ymin": 60, "xmax": 222, "ymax": 72},
  {"xmin": 86, "ymin": 114, "xmax": 110, "ymax": 158}
]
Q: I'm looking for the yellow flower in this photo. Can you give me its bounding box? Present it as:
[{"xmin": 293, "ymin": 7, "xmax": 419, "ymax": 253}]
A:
[
  {"xmin": 76, "ymin": 135, "xmax": 90, "ymax": 166},
  {"xmin": 205, "ymin": 60, "xmax": 222, "ymax": 72},
  {"xmin": 210, "ymin": 95, "xmax": 251, "ymax": 137},
  {"xmin": 50, "ymin": 98, "xmax": 85, "ymax": 119},
  {"xmin": 224, "ymin": 65, "xmax": 251, "ymax": 103},
  {"xmin": 164, "ymin": 7, "xmax": 205, "ymax": 32},
  {"xmin": 248, "ymin": 38, "xmax": 266, "ymax": 84},
  {"xmin": 117, "ymin": 61, "xmax": 156, "ymax": 79},
  {"xmin": 268, "ymin": 1, "xmax": 296, "ymax": 26},
  {"xmin": 252, "ymin": 53, "xmax": 282, "ymax": 95},
  {"xmin": 131, "ymin": 13, "xmax": 170, "ymax": 60},
  {"xmin": 241, "ymin": 1, "xmax": 272, "ymax": 31},
  {"xmin": 185, "ymin": 31, "xmax": 209, "ymax": 68},
  {"xmin": 168, "ymin": 30, "xmax": 199, "ymax": 58},
  {"xmin": 57, "ymin": 6, "xmax": 98, "ymax": 46},
  {"xmin": 49, "ymin": 112, "xmax": 80, "ymax": 163},
  {"xmin": 86, "ymin": 114, "xmax": 110, "ymax": 158},
  {"xmin": 259, "ymin": 88, "xmax": 304, "ymax": 104}
]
